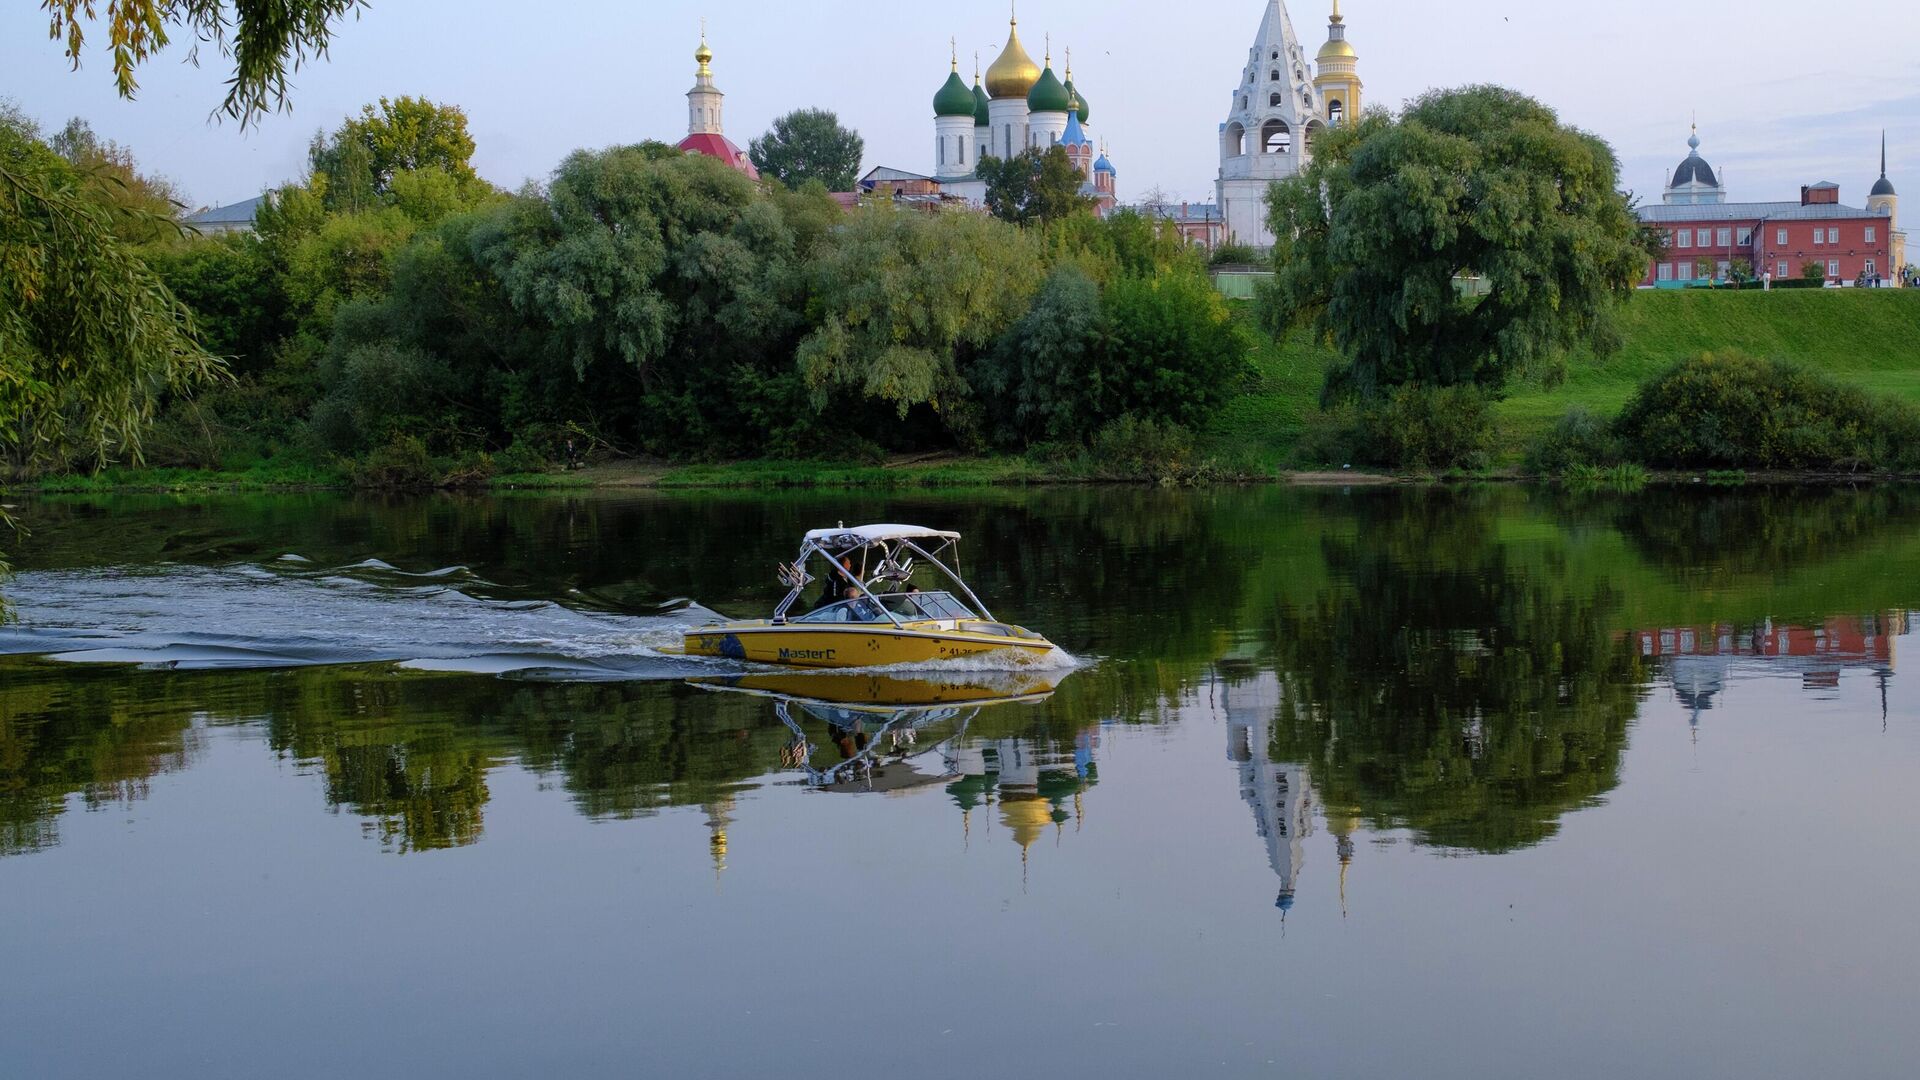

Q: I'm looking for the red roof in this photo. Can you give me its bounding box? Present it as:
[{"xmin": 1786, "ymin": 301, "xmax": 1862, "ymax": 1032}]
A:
[{"xmin": 676, "ymin": 133, "xmax": 760, "ymax": 180}]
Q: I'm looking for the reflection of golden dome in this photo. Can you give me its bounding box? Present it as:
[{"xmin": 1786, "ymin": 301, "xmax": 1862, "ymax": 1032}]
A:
[
  {"xmin": 1001, "ymin": 795, "xmax": 1052, "ymax": 851},
  {"xmin": 985, "ymin": 18, "xmax": 1041, "ymax": 100}
]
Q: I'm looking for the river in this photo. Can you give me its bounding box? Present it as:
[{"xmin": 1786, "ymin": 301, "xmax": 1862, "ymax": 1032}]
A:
[{"xmin": 2, "ymin": 486, "xmax": 1916, "ymax": 1078}]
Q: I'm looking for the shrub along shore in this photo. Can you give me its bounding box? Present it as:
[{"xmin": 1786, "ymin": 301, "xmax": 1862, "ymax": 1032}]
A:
[{"xmin": 16, "ymin": 289, "xmax": 1920, "ymax": 493}]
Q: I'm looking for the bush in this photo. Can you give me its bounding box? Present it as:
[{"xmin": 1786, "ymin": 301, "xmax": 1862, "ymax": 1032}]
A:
[
  {"xmin": 1525, "ymin": 406, "xmax": 1621, "ymax": 474},
  {"xmin": 1082, "ymin": 416, "xmax": 1201, "ymax": 482},
  {"xmin": 350, "ymin": 435, "xmax": 437, "ymax": 489},
  {"xmin": 1208, "ymin": 242, "xmax": 1260, "ymax": 267},
  {"xmin": 1360, "ymin": 385, "xmax": 1495, "ymax": 471},
  {"xmin": 1614, "ymin": 350, "xmax": 1920, "ymax": 471}
]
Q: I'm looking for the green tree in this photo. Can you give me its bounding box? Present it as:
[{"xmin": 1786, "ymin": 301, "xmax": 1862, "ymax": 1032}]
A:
[
  {"xmin": 41, "ymin": 0, "xmax": 365, "ymax": 125},
  {"xmin": 1099, "ymin": 269, "xmax": 1256, "ymax": 433},
  {"xmin": 748, "ymin": 109, "xmax": 864, "ymax": 191},
  {"xmin": 977, "ymin": 146, "xmax": 1096, "ymax": 227},
  {"xmin": 309, "ymin": 96, "xmax": 480, "ymax": 211},
  {"xmin": 794, "ymin": 205, "xmax": 1041, "ymax": 440},
  {"xmin": 1694, "ymin": 255, "xmax": 1718, "ymax": 286},
  {"xmin": 47, "ymin": 117, "xmax": 186, "ymax": 244},
  {"xmin": 0, "ymin": 112, "xmax": 224, "ymax": 473},
  {"xmin": 1262, "ymin": 85, "xmax": 1649, "ymax": 401},
  {"xmin": 975, "ymin": 264, "xmax": 1108, "ymax": 444},
  {"xmin": 1802, "ymin": 260, "xmax": 1829, "ymax": 285}
]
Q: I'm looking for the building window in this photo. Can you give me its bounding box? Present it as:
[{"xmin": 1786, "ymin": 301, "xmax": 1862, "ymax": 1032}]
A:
[
  {"xmin": 1657, "ymin": 263, "xmax": 1673, "ymax": 282},
  {"xmin": 1717, "ymin": 228, "xmax": 1732, "ymax": 246},
  {"xmin": 1866, "ymin": 259, "xmax": 1877, "ymax": 274},
  {"xmin": 1270, "ymin": 92, "xmax": 1283, "ymax": 107},
  {"xmin": 1718, "ymin": 261, "xmax": 1730, "ymax": 278},
  {"xmin": 1814, "ymin": 229, "xmax": 1823, "ymax": 245},
  {"xmin": 1329, "ymin": 100, "xmax": 1344, "ymax": 127},
  {"xmin": 938, "ymin": 139, "xmax": 945, "ymax": 167},
  {"xmin": 1866, "ymin": 226, "xmax": 1877, "ymax": 243},
  {"xmin": 1737, "ymin": 227, "xmax": 1751, "ymax": 245},
  {"xmin": 1271, "ymin": 69, "xmax": 1281, "ymax": 82},
  {"xmin": 1778, "ymin": 261, "xmax": 1790, "ymax": 277},
  {"xmin": 1829, "ymin": 260, "xmax": 1840, "ymax": 277},
  {"xmin": 1677, "ymin": 229, "xmax": 1692, "ymax": 248},
  {"xmin": 1677, "ymin": 263, "xmax": 1692, "ymax": 281},
  {"xmin": 1777, "ymin": 228, "xmax": 1788, "ymax": 245},
  {"xmin": 959, "ymin": 139, "xmax": 965, "ymax": 167},
  {"xmin": 1828, "ymin": 227, "xmax": 1839, "ymax": 244}
]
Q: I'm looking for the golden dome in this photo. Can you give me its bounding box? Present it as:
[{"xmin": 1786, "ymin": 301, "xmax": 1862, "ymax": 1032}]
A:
[
  {"xmin": 1317, "ymin": 38, "xmax": 1355, "ymax": 61},
  {"xmin": 985, "ymin": 18, "xmax": 1041, "ymax": 100}
]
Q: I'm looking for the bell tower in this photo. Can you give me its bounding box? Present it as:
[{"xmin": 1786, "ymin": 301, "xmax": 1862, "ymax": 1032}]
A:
[
  {"xmin": 1312, "ymin": 1, "xmax": 1361, "ymax": 128},
  {"xmin": 1216, "ymin": 0, "xmax": 1319, "ymax": 248}
]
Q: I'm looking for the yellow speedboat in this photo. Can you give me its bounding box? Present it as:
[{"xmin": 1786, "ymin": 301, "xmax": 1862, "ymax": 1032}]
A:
[{"xmin": 681, "ymin": 524, "xmax": 1059, "ymax": 669}]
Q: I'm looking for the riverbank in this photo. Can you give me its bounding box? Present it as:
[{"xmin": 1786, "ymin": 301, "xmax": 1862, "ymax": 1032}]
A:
[{"xmin": 12, "ymin": 288, "xmax": 1920, "ymax": 493}]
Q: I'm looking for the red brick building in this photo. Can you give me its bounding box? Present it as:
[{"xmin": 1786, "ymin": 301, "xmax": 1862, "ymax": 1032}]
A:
[{"xmin": 1637, "ymin": 130, "xmax": 1899, "ymax": 287}]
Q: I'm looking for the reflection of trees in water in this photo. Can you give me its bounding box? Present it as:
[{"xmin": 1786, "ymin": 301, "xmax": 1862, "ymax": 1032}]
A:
[
  {"xmin": 1594, "ymin": 486, "xmax": 1920, "ymax": 580},
  {"xmin": 1264, "ymin": 493, "xmax": 1646, "ymax": 854},
  {"xmin": 0, "ymin": 662, "xmax": 204, "ymax": 856}
]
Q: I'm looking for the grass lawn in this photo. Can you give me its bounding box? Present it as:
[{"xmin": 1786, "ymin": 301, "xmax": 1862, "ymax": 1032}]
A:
[{"xmin": 1212, "ymin": 288, "xmax": 1920, "ymax": 468}]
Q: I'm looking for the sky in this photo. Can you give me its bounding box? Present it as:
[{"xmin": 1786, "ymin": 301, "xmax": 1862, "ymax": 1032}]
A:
[{"xmin": 3, "ymin": 0, "xmax": 1918, "ymax": 211}]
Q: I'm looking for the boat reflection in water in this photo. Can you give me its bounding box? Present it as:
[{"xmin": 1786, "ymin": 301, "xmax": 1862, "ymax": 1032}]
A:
[
  {"xmin": 692, "ymin": 671, "xmax": 1059, "ymax": 793},
  {"xmin": 692, "ymin": 669, "xmax": 1103, "ymax": 874}
]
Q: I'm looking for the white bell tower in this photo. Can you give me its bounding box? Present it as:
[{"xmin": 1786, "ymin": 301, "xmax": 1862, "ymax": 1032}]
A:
[{"xmin": 1216, "ymin": 1, "xmax": 1325, "ymax": 249}]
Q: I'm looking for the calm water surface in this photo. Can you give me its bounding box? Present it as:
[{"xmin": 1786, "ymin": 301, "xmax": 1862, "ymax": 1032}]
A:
[{"xmin": 2, "ymin": 487, "xmax": 1917, "ymax": 1079}]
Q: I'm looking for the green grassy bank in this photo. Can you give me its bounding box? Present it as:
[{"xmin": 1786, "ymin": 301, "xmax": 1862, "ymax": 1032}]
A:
[{"xmin": 11, "ymin": 288, "xmax": 1920, "ymax": 493}]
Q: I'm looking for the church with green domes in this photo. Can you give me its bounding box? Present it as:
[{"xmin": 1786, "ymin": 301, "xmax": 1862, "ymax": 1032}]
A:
[{"xmin": 925, "ymin": 12, "xmax": 1117, "ymax": 214}]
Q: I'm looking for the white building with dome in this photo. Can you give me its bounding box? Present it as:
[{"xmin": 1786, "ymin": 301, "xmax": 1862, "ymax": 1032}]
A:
[{"xmin": 1217, "ymin": 1, "xmax": 1365, "ymax": 248}]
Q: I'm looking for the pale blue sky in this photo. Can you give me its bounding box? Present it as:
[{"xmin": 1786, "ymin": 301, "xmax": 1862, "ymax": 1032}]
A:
[{"xmin": 3, "ymin": 0, "xmax": 1916, "ymax": 211}]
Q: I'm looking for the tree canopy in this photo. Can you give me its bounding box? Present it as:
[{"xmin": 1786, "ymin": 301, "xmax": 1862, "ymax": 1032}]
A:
[
  {"xmin": 309, "ymin": 96, "xmax": 481, "ymax": 211},
  {"xmin": 1262, "ymin": 85, "xmax": 1650, "ymax": 400},
  {"xmin": 748, "ymin": 109, "xmax": 864, "ymax": 192},
  {"xmin": 41, "ymin": 0, "xmax": 365, "ymax": 125},
  {"xmin": 977, "ymin": 146, "xmax": 1096, "ymax": 227}
]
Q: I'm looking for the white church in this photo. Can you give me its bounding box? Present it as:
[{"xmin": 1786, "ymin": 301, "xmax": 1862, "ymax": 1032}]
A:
[{"xmin": 1217, "ymin": 1, "xmax": 1365, "ymax": 248}]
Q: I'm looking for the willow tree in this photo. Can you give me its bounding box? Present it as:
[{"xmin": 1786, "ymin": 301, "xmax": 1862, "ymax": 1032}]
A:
[
  {"xmin": 1263, "ymin": 85, "xmax": 1651, "ymax": 400},
  {"xmin": 0, "ymin": 118, "xmax": 223, "ymax": 473},
  {"xmin": 41, "ymin": 0, "xmax": 364, "ymax": 125}
]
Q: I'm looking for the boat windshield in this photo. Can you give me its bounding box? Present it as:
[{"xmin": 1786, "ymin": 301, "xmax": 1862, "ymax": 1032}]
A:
[
  {"xmin": 791, "ymin": 598, "xmax": 889, "ymax": 624},
  {"xmin": 878, "ymin": 591, "xmax": 977, "ymax": 621}
]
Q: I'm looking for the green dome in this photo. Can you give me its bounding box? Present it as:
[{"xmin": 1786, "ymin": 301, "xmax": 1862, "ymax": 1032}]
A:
[
  {"xmin": 1063, "ymin": 79, "xmax": 1090, "ymax": 124},
  {"xmin": 972, "ymin": 81, "xmax": 991, "ymax": 127},
  {"xmin": 934, "ymin": 70, "xmax": 976, "ymax": 118},
  {"xmin": 1027, "ymin": 66, "xmax": 1073, "ymax": 114}
]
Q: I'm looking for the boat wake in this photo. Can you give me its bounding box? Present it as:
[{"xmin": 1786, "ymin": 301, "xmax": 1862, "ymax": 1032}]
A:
[
  {"xmin": 0, "ymin": 558, "xmax": 1086, "ymax": 681},
  {"xmin": 0, "ymin": 558, "xmax": 722, "ymax": 679}
]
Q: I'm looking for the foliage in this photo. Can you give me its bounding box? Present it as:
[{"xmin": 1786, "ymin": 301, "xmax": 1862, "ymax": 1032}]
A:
[
  {"xmin": 748, "ymin": 108, "xmax": 864, "ymax": 192},
  {"xmin": 1100, "ymin": 270, "xmax": 1257, "ymax": 431},
  {"xmin": 47, "ymin": 117, "xmax": 186, "ymax": 244},
  {"xmin": 309, "ymin": 96, "xmax": 480, "ymax": 211},
  {"xmin": 0, "ymin": 116, "xmax": 223, "ymax": 472},
  {"xmin": 1562, "ymin": 462, "xmax": 1649, "ymax": 492},
  {"xmin": 1208, "ymin": 241, "xmax": 1259, "ymax": 267},
  {"xmin": 974, "ymin": 265, "xmax": 1107, "ymax": 444},
  {"xmin": 142, "ymin": 232, "xmax": 290, "ymax": 374},
  {"xmin": 41, "ymin": 0, "xmax": 366, "ymax": 125},
  {"xmin": 1081, "ymin": 416, "xmax": 1203, "ymax": 483},
  {"xmin": 1262, "ymin": 85, "xmax": 1650, "ymax": 401},
  {"xmin": 1047, "ymin": 209, "xmax": 1196, "ymax": 282},
  {"xmin": 795, "ymin": 204, "xmax": 1041, "ymax": 440},
  {"xmin": 1524, "ymin": 406, "xmax": 1621, "ymax": 474},
  {"xmin": 1357, "ymin": 384, "xmax": 1496, "ymax": 470},
  {"xmin": 977, "ymin": 146, "xmax": 1095, "ymax": 227},
  {"xmin": 1802, "ymin": 260, "xmax": 1828, "ymax": 285},
  {"xmin": 1613, "ymin": 350, "xmax": 1920, "ymax": 471}
]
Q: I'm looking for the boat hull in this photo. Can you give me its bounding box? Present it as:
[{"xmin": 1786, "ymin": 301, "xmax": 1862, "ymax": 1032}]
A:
[{"xmin": 682, "ymin": 622, "xmax": 1057, "ymax": 669}]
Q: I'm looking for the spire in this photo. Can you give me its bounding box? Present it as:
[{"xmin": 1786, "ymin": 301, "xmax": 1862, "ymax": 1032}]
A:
[
  {"xmin": 695, "ymin": 18, "xmax": 712, "ymax": 77},
  {"xmin": 1332, "ymin": 0, "xmax": 1343, "ymax": 22},
  {"xmin": 950, "ymin": 36, "xmax": 958, "ymax": 73},
  {"xmin": 1872, "ymin": 129, "xmax": 1898, "ymax": 197}
]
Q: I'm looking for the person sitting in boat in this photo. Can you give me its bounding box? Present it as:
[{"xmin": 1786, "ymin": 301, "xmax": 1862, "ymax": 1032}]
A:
[{"xmin": 810, "ymin": 556, "xmax": 860, "ymax": 612}]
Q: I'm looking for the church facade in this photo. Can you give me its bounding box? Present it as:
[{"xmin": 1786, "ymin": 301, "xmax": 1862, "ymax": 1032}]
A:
[{"xmin": 1217, "ymin": 1, "xmax": 1363, "ymax": 249}]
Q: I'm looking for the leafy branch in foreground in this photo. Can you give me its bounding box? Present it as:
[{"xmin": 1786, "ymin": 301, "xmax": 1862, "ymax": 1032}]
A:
[{"xmin": 41, "ymin": 0, "xmax": 366, "ymax": 126}]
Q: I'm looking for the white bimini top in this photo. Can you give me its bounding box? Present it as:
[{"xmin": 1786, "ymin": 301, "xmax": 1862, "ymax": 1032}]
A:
[{"xmin": 802, "ymin": 524, "xmax": 962, "ymax": 546}]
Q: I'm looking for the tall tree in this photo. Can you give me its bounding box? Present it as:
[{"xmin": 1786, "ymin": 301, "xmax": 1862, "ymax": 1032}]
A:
[
  {"xmin": 977, "ymin": 146, "xmax": 1095, "ymax": 227},
  {"xmin": 748, "ymin": 109, "xmax": 864, "ymax": 191},
  {"xmin": 309, "ymin": 97, "xmax": 480, "ymax": 211},
  {"xmin": 1262, "ymin": 85, "xmax": 1651, "ymax": 400},
  {"xmin": 40, "ymin": 0, "xmax": 364, "ymax": 125}
]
